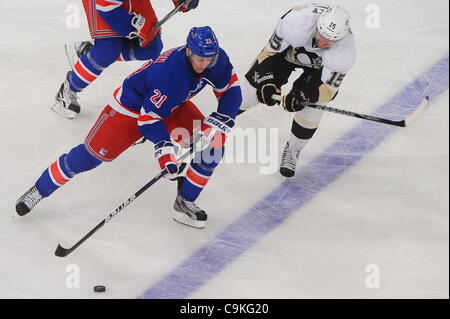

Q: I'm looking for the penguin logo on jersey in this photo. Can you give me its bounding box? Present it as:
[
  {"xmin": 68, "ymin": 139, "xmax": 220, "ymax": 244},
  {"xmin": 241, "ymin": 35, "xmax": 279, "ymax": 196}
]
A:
[{"xmin": 288, "ymin": 47, "xmax": 323, "ymax": 69}]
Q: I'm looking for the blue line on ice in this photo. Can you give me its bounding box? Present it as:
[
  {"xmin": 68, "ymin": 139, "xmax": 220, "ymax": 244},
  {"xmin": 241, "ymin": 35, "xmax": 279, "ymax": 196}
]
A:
[{"xmin": 140, "ymin": 55, "xmax": 449, "ymax": 299}]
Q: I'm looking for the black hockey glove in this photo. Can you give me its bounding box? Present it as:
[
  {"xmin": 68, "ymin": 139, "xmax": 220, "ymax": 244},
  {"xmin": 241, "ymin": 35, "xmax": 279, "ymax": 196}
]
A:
[
  {"xmin": 282, "ymin": 91, "xmax": 308, "ymax": 112},
  {"xmin": 256, "ymin": 81, "xmax": 281, "ymax": 106}
]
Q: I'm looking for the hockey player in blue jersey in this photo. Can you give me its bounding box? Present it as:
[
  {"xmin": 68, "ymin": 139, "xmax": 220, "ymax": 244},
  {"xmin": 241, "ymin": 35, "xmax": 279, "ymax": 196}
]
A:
[
  {"xmin": 16, "ymin": 26, "xmax": 242, "ymax": 229},
  {"xmin": 53, "ymin": 0, "xmax": 200, "ymax": 119}
]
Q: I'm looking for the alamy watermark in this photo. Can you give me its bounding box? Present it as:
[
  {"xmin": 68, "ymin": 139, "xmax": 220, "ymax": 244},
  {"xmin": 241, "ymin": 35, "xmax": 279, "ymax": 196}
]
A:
[
  {"xmin": 65, "ymin": 3, "xmax": 82, "ymax": 29},
  {"xmin": 172, "ymin": 124, "xmax": 280, "ymax": 175},
  {"xmin": 225, "ymin": 127, "xmax": 279, "ymax": 175},
  {"xmin": 365, "ymin": 264, "xmax": 380, "ymax": 288},
  {"xmin": 365, "ymin": 4, "xmax": 381, "ymax": 29},
  {"xmin": 65, "ymin": 264, "xmax": 80, "ymax": 288}
]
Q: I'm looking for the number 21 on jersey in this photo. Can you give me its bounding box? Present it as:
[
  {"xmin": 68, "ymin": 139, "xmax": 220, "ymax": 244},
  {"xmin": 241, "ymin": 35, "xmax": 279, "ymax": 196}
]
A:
[{"xmin": 150, "ymin": 89, "xmax": 167, "ymax": 108}]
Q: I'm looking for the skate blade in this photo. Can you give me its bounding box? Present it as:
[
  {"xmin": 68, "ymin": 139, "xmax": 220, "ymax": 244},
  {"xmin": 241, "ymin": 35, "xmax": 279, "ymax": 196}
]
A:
[
  {"xmin": 50, "ymin": 103, "xmax": 76, "ymax": 119},
  {"xmin": 172, "ymin": 211, "xmax": 205, "ymax": 229}
]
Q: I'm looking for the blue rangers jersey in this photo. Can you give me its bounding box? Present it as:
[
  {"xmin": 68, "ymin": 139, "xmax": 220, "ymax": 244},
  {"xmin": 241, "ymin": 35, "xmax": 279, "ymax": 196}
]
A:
[{"xmin": 109, "ymin": 45, "xmax": 242, "ymax": 144}]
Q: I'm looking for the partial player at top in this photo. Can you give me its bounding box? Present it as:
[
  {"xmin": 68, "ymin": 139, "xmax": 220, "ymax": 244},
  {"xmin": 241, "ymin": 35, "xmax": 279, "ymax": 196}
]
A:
[{"xmin": 52, "ymin": 0, "xmax": 200, "ymax": 119}]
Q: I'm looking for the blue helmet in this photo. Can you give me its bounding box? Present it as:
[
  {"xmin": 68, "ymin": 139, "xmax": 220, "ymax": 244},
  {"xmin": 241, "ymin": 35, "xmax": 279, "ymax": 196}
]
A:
[{"xmin": 186, "ymin": 26, "xmax": 219, "ymax": 68}]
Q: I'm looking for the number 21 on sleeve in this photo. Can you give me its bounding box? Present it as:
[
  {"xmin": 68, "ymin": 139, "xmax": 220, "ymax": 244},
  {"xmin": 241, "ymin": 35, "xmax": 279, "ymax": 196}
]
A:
[{"xmin": 150, "ymin": 89, "xmax": 167, "ymax": 108}]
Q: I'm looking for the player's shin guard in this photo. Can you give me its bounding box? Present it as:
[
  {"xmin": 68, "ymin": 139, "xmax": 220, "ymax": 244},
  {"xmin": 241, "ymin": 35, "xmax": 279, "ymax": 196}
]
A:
[
  {"xmin": 34, "ymin": 144, "xmax": 102, "ymax": 199},
  {"xmin": 180, "ymin": 147, "xmax": 224, "ymax": 202},
  {"xmin": 280, "ymin": 118, "xmax": 318, "ymax": 177},
  {"xmin": 288, "ymin": 117, "xmax": 318, "ymax": 153},
  {"xmin": 173, "ymin": 147, "xmax": 224, "ymax": 228},
  {"xmin": 35, "ymin": 154, "xmax": 74, "ymax": 198},
  {"xmin": 69, "ymin": 54, "xmax": 104, "ymax": 93},
  {"xmin": 69, "ymin": 38, "xmax": 122, "ymax": 92}
]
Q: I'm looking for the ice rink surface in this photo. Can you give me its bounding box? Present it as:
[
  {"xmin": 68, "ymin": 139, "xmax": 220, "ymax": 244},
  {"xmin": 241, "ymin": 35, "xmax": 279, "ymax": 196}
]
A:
[{"xmin": 0, "ymin": 0, "xmax": 448, "ymax": 299}]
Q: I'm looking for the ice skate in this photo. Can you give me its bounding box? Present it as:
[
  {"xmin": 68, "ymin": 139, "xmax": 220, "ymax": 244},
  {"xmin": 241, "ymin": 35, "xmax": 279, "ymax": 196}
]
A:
[
  {"xmin": 15, "ymin": 185, "xmax": 43, "ymax": 216},
  {"xmin": 51, "ymin": 71, "xmax": 81, "ymax": 119},
  {"xmin": 173, "ymin": 193, "xmax": 207, "ymax": 229},
  {"xmin": 279, "ymin": 142, "xmax": 300, "ymax": 177},
  {"xmin": 64, "ymin": 41, "xmax": 93, "ymax": 70}
]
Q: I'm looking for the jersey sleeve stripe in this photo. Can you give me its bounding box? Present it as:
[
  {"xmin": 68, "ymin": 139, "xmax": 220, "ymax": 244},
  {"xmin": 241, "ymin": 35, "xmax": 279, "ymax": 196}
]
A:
[
  {"xmin": 140, "ymin": 110, "xmax": 162, "ymax": 120},
  {"xmin": 138, "ymin": 115, "xmax": 161, "ymax": 126},
  {"xmin": 213, "ymin": 73, "xmax": 240, "ymax": 99},
  {"xmin": 109, "ymin": 86, "xmax": 140, "ymax": 118},
  {"xmin": 128, "ymin": 60, "xmax": 154, "ymax": 78},
  {"xmin": 138, "ymin": 108, "xmax": 163, "ymax": 126}
]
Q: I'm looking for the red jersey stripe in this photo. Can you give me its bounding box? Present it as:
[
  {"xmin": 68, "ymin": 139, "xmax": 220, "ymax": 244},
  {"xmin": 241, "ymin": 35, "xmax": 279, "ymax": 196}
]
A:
[{"xmin": 213, "ymin": 73, "xmax": 240, "ymax": 99}]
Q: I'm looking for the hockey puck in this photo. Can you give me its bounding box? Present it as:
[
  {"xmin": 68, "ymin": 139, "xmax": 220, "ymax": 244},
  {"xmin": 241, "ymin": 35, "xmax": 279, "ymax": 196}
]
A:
[{"xmin": 93, "ymin": 285, "xmax": 106, "ymax": 293}]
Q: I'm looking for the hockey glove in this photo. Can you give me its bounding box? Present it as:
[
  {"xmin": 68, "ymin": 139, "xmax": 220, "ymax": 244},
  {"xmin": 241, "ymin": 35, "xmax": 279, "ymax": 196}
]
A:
[
  {"xmin": 129, "ymin": 13, "xmax": 160, "ymax": 47},
  {"xmin": 198, "ymin": 112, "xmax": 234, "ymax": 151},
  {"xmin": 173, "ymin": 0, "xmax": 199, "ymax": 12},
  {"xmin": 256, "ymin": 79, "xmax": 281, "ymax": 106},
  {"xmin": 155, "ymin": 141, "xmax": 179, "ymax": 179},
  {"xmin": 282, "ymin": 91, "xmax": 308, "ymax": 112}
]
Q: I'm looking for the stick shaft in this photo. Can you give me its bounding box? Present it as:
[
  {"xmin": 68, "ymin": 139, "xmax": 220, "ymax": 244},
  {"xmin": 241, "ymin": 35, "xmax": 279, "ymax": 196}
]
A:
[
  {"xmin": 55, "ymin": 149, "xmax": 193, "ymax": 257},
  {"xmin": 272, "ymin": 95, "xmax": 429, "ymax": 127},
  {"xmin": 305, "ymin": 102, "xmax": 406, "ymax": 126},
  {"xmin": 155, "ymin": 1, "xmax": 185, "ymax": 29}
]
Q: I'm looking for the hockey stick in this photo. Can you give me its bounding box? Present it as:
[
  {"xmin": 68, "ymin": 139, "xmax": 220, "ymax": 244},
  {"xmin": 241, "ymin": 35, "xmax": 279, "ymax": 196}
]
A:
[
  {"xmin": 54, "ymin": 140, "xmax": 197, "ymax": 257},
  {"xmin": 272, "ymin": 95, "xmax": 429, "ymax": 127},
  {"xmin": 154, "ymin": 1, "xmax": 187, "ymax": 29}
]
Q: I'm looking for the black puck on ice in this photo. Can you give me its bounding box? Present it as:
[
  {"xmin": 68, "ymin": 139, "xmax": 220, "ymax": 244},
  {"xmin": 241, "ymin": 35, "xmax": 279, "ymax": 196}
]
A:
[{"xmin": 93, "ymin": 285, "xmax": 106, "ymax": 293}]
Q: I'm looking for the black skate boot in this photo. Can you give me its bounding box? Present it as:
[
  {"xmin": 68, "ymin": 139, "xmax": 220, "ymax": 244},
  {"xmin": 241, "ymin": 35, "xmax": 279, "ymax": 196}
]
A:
[
  {"xmin": 15, "ymin": 185, "xmax": 43, "ymax": 216},
  {"xmin": 279, "ymin": 142, "xmax": 300, "ymax": 177},
  {"xmin": 51, "ymin": 71, "xmax": 81, "ymax": 119}
]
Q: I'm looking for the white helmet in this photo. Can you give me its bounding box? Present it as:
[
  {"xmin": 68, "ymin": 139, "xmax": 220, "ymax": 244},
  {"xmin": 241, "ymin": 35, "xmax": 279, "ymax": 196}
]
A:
[{"xmin": 316, "ymin": 6, "xmax": 350, "ymax": 41}]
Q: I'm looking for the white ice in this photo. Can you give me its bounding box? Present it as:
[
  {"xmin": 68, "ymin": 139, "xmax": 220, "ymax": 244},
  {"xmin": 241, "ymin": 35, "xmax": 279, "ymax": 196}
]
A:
[{"xmin": 0, "ymin": 0, "xmax": 448, "ymax": 298}]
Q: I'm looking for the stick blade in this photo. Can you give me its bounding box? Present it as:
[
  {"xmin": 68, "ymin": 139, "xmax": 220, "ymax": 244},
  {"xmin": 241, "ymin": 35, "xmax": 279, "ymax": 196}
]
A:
[
  {"xmin": 404, "ymin": 96, "xmax": 430, "ymax": 126},
  {"xmin": 55, "ymin": 244, "xmax": 70, "ymax": 257}
]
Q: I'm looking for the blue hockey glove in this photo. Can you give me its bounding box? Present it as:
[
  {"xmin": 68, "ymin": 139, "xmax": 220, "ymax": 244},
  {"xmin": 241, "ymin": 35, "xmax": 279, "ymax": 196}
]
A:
[
  {"xmin": 155, "ymin": 141, "xmax": 179, "ymax": 179},
  {"xmin": 198, "ymin": 112, "xmax": 234, "ymax": 151}
]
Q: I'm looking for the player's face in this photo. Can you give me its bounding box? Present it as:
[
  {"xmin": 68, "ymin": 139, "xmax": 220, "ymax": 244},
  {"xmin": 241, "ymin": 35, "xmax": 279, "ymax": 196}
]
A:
[
  {"xmin": 189, "ymin": 54, "xmax": 214, "ymax": 73},
  {"xmin": 315, "ymin": 32, "xmax": 336, "ymax": 49}
]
